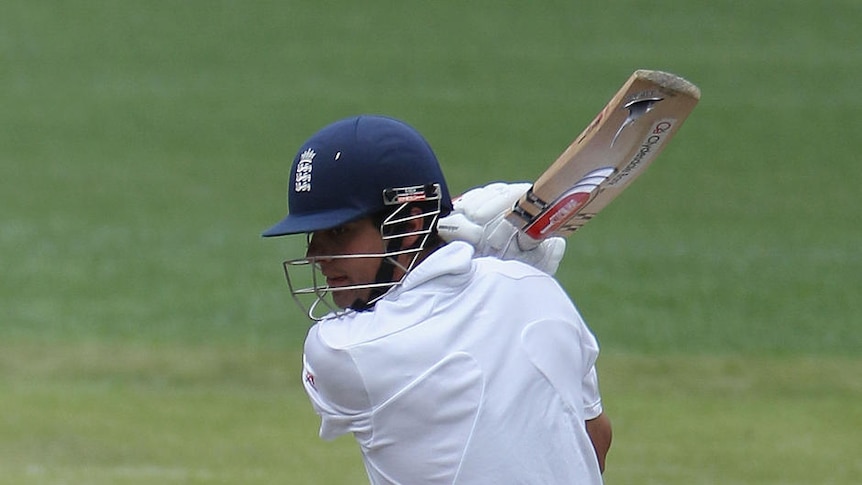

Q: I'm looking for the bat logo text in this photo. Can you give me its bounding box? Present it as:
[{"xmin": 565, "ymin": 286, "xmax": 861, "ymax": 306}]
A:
[{"xmin": 607, "ymin": 119, "xmax": 675, "ymax": 187}]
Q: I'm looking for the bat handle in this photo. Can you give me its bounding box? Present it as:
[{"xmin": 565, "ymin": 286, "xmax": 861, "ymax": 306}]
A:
[{"xmin": 508, "ymin": 186, "xmax": 547, "ymax": 228}]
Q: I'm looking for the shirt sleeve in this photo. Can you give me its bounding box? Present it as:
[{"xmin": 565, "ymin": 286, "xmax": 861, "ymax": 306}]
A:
[
  {"xmin": 302, "ymin": 324, "xmax": 373, "ymax": 440},
  {"xmin": 581, "ymin": 365, "xmax": 603, "ymax": 420},
  {"xmin": 577, "ymin": 314, "xmax": 603, "ymax": 420}
]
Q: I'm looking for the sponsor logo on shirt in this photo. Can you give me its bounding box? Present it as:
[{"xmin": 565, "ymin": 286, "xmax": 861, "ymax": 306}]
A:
[{"xmin": 305, "ymin": 371, "xmax": 316, "ymax": 390}]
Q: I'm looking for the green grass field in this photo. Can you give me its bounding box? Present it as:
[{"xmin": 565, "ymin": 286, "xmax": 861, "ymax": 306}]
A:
[{"xmin": 2, "ymin": 1, "xmax": 860, "ymax": 483}]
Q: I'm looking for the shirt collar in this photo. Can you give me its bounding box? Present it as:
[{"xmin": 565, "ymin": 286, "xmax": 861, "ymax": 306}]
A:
[{"xmin": 394, "ymin": 241, "xmax": 475, "ymax": 294}]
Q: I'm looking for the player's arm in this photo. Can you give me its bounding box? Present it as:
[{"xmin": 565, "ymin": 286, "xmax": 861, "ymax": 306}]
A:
[{"xmin": 586, "ymin": 412, "xmax": 612, "ymax": 473}]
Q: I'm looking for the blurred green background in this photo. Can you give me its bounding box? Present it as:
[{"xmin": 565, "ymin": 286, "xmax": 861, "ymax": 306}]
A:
[{"xmin": 2, "ymin": 1, "xmax": 860, "ymax": 483}]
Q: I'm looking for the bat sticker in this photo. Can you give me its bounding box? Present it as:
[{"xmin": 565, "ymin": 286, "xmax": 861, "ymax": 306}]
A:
[
  {"xmin": 521, "ymin": 167, "xmax": 615, "ymax": 239},
  {"xmin": 611, "ymin": 91, "xmax": 664, "ymax": 147}
]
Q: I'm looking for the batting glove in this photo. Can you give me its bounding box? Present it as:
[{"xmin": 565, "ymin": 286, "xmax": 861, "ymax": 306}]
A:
[{"xmin": 437, "ymin": 182, "xmax": 566, "ymax": 275}]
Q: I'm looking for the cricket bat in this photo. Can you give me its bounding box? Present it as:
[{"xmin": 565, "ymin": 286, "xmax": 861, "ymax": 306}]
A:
[{"xmin": 506, "ymin": 69, "xmax": 701, "ymax": 240}]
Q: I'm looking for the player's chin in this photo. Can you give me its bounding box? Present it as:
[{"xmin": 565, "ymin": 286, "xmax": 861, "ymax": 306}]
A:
[
  {"xmin": 331, "ymin": 290, "xmax": 358, "ymax": 310},
  {"xmin": 333, "ymin": 287, "xmax": 377, "ymax": 310}
]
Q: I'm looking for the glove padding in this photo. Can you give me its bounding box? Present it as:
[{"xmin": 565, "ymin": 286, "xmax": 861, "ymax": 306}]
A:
[{"xmin": 438, "ymin": 182, "xmax": 566, "ymax": 275}]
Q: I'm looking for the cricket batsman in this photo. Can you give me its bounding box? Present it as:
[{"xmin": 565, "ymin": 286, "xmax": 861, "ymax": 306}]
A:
[{"xmin": 263, "ymin": 115, "xmax": 612, "ymax": 484}]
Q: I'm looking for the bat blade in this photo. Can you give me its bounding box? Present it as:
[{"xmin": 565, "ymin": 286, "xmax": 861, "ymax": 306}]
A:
[{"xmin": 506, "ymin": 70, "xmax": 701, "ymax": 240}]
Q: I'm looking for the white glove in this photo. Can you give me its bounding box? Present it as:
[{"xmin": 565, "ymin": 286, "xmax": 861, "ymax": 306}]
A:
[{"xmin": 437, "ymin": 182, "xmax": 566, "ymax": 275}]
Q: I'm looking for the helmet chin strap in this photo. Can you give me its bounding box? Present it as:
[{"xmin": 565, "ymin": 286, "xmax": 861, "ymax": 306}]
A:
[
  {"xmin": 349, "ymin": 230, "xmax": 420, "ymax": 312},
  {"xmin": 349, "ymin": 258, "xmax": 397, "ymax": 311}
]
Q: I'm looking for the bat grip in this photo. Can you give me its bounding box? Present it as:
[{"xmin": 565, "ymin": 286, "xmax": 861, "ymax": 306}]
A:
[{"xmin": 509, "ymin": 186, "xmax": 548, "ymax": 227}]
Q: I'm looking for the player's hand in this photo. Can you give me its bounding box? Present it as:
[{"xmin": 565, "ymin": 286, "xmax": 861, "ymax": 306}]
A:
[{"xmin": 437, "ymin": 182, "xmax": 566, "ymax": 275}]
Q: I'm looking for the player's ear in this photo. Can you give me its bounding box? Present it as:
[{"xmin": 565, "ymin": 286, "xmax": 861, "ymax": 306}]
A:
[{"xmin": 378, "ymin": 204, "xmax": 432, "ymax": 250}]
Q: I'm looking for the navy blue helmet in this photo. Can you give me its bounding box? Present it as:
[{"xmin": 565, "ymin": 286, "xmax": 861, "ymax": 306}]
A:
[{"xmin": 263, "ymin": 115, "xmax": 453, "ymax": 237}]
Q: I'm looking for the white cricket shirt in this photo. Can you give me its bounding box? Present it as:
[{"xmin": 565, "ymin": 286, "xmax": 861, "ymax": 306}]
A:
[{"xmin": 302, "ymin": 241, "xmax": 604, "ymax": 484}]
